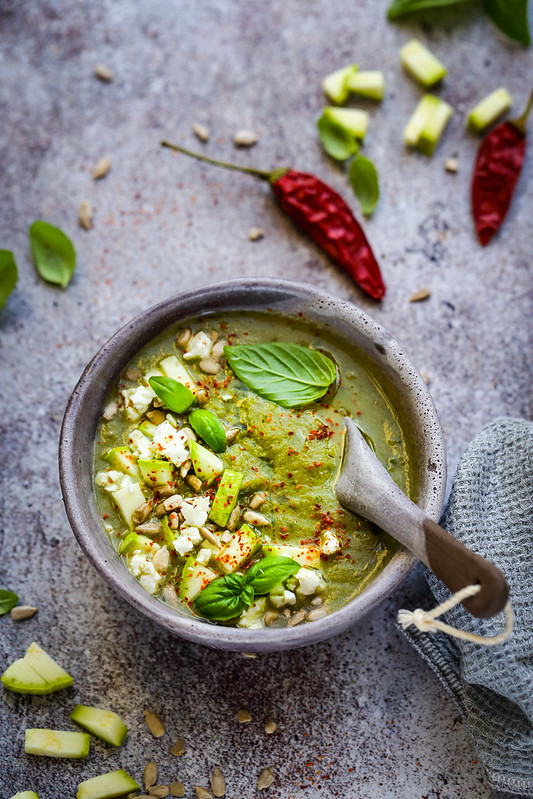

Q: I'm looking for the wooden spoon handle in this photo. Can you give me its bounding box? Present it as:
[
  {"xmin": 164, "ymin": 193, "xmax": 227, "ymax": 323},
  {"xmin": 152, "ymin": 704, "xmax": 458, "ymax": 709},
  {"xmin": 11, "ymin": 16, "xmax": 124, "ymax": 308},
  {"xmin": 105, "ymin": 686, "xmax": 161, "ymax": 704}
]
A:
[{"xmin": 423, "ymin": 518, "xmax": 509, "ymax": 618}]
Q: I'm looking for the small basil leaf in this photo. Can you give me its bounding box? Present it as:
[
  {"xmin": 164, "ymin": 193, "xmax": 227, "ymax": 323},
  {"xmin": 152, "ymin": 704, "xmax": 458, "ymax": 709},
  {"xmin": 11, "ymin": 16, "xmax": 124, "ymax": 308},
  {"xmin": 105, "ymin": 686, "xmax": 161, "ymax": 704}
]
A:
[
  {"xmin": 317, "ymin": 114, "xmax": 359, "ymax": 161},
  {"xmin": 0, "ymin": 250, "xmax": 18, "ymax": 310},
  {"xmin": 245, "ymin": 556, "xmax": 300, "ymax": 595},
  {"xmin": 149, "ymin": 376, "xmax": 195, "ymax": 413},
  {"xmin": 0, "ymin": 589, "xmax": 19, "ymax": 616},
  {"xmin": 224, "ymin": 342, "xmax": 337, "ymax": 409},
  {"xmin": 193, "ymin": 573, "xmax": 252, "ymax": 621},
  {"xmin": 29, "ymin": 220, "xmax": 76, "ymax": 288},
  {"xmin": 484, "ymin": 0, "xmax": 530, "ymax": 45},
  {"xmin": 189, "ymin": 409, "xmax": 226, "ymax": 452},
  {"xmin": 349, "ymin": 155, "xmax": 380, "ymax": 216},
  {"xmin": 387, "ymin": 0, "xmax": 471, "ymax": 19}
]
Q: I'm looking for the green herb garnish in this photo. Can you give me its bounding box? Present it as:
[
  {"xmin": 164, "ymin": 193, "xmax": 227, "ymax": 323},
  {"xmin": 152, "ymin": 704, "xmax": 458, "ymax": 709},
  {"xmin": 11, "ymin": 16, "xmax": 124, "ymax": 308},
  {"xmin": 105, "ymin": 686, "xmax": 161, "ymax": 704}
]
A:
[
  {"xmin": 148, "ymin": 376, "xmax": 195, "ymax": 413},
  {"xmin": 484, "ymin": 0, "xmax": 530, "ymax": 46},
  {"xmin": 0, "ymin": 589, "xmax": 19, "ymax": 616},
  {"xmin": 387, "ymin": 0, "xmax": 470, "ymax": 19},
  {"xmin": 349, "ymin": 155, "xmax": 380, "ymax": 216},
  {"xmin": 193, "ymin": 574, "xmax": 255, "ymax": 622},
  {"xmin": 29, "ymin": 220, "xmax": 76, "ymax": 288},
  {"xmin": 189, "ymin": 409, "xmax": 226, "ymax": 452},
  {"xmin": 317, "ymin": 114, "xmax": 359, "ymax": 161},
  {"xmin": 244, "ymin": 556, "xmax": 300, "ymax": 594},
  {"xmin": 0, "ymin": 250, "xmax": 18, "ymax": 310},
  {"xmin": 224, "ymin": 342, "xmax": 337, "ymax": 408}
]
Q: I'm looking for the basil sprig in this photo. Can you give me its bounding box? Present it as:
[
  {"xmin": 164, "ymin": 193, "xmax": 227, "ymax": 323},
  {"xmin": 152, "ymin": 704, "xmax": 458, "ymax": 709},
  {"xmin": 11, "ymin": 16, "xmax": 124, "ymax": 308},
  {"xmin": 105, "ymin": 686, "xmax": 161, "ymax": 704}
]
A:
[
  {"xmin": 0, "ymin": 250, "xmax": 18, "ymax": 310},
  {"xmin": 317, "ymin": 114, "xmax": 359, "ymax": 161},
  {"xmin": 193, "ymin": 556, "xmax": 300, "ymax": 622},
  {"xmin": 349, "ymin": 155, "xmax": 380, "ymax": 217},
  {"xmin": 387, "ymin": 0, "xmax": 470, "ymax": 19},
  {"xmin": 29, "ymin": 220, "xmax": 76, "ymax": 288},
  {"xmin": 189, "ymin": 409, "xmax": 226, "ymax": 452},
  {"xmin": 0, "ymin": 589, "xmax": 19, "ymax": 616},
  {"xmin": 149, "ymin": 376, "xmax": 195, "ymax": 413},
  {"xmin": 224, "ymin": 342, "xmax": 337, "ymax": 408}
]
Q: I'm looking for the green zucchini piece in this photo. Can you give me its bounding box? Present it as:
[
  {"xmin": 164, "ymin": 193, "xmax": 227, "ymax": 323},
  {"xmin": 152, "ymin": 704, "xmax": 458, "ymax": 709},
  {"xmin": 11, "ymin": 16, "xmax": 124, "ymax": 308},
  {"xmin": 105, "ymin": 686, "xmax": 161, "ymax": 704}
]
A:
[
  {"xmin": 400, "ymin": 39, "xmax": 447, "ymax": 88},
  {"xmin": 9, "ymin": 793, "xmax": 41, "ymax": 799},
  {"xmin": 160, "ymin": 515, "xmax": 176, "ymax": 548},
  {"xmin": 189, "ymin": 440, "xmax": 224, "ymax": 484},
  {"xmin": 323, "ymin": 106, "xmax": 369, "ymax": 140},
  {"xmin": 76, "ymin": 770, "xmax": 140, "ymax": 799},
  {"xmin": 209, "ymin": 469, "xmax": 243, "ymax": 527},
  {"xmin": 24, "ymin": 642, "xmax": 73, "ymax": 691},
  {"xmin": 322, "ymin": 64, "xmax": 358, "ymax": 104},
  {"xmin": 138, "ymin": 458, "xmax": 175, "ymax": 488},
  {"xmin": 138, "ymin": 420, "xmax": 158, "ymax": 438},
  {"xmin": 1, "ymin": 658, "xmax": 50, "ymax": 695},
  {"xmin": 346, "ymin": 70, "xmax": 385, "ymax": 100},
  {"xmin": 112, "ymin": 483, "xmax": 146, "ymax": 528},
  {"xmin": 418, "ymin": 99, "xmax": 453, "ymax": 156},
  {"xmin": 467, "ymin": 87, "xmax": 512, "ymax": 134},
  {"xmin": 159, "ymin": 354, "xmax": 197, "ymax": 394},
  {"xmin": 118, "ymin": 532, "xmax": 153, "ymax": 555},
  {"xmin": 25, "ymin": 729, "xmax": 90, "ymax": 759},
  {"xmin": 262, "ymin": 543, "xmax": 321, "ymax": 568},
  {"xmin": 180, "ymin": 556, "xmax": 218, "ymax": 603},
  {"xmin": 215, "ymin": 524, "xmax": 261, "ymax": 574},
  {"xmin": 70, "ymin": 705, "xmax": 128, "ymax": 747},
  {"xmin": 104, "ymin": 446, "xmax": 140, "ymax": 478}
]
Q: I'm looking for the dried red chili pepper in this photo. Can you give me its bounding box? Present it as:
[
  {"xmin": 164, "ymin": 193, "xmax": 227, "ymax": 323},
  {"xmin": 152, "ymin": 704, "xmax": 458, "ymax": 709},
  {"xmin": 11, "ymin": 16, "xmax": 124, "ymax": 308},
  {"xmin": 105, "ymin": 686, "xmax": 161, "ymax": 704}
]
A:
[
  {"xmin": 161, "ymin": 141, "xmax": 385, "ymax": 300},
  {"xmin": 472, "ymin": 91, "xmax": 532, "ymax": 246}
]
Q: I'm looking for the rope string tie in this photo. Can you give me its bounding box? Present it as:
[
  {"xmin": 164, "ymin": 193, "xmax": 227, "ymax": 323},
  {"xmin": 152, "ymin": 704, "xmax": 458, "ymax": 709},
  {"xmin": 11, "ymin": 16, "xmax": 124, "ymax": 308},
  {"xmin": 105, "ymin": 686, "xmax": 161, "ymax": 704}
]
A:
[{"xmin": 397, "ymin": 583, "xmax": 514, "ymax": 646}]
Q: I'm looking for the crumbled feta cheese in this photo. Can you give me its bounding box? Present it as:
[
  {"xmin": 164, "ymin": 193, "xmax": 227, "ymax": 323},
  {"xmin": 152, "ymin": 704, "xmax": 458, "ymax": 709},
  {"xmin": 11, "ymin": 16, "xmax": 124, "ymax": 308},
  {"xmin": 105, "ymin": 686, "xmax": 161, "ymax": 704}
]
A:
[
  {"xmin": 152, "ymin": 421, "xmax": 189, "ymax": 466},
  {"xmin": 180, "ymin": 495, "xmax": 211, "ymax": 527},
  {"xmin": 95, "ymin": 469, "xmax": 137, "ymax": 493},
  {"xmin": 196, "ymin": 547, "xmax": 212, "ymax": 566},
  {"xmin": 320, "ymin": 529, "xmax": 341, "ymax": 556},
  {"xmin": 121, "ymin": 384, "xmax": 156, "ymax": 420},
  {"xmin": 295, "ymin": 567, "xmax": 323, "ymax": 596},
  {"xmin": 183, "ymin": 331, "xmax": 213, "ymax": 361},
  {"xmin": 129, "ymin": 551, "xmax": 161, "ymax": 594},
  {"xmin": 173, "ymin": 526, "xmax": 203, "ymax": 556},
  {"xmin": 270, "ymin": 589, "xmax": 297, "ymax": 608},
  {"xmin": 128, "ymin": 429, "xmax": 153, "ymax": 460}
]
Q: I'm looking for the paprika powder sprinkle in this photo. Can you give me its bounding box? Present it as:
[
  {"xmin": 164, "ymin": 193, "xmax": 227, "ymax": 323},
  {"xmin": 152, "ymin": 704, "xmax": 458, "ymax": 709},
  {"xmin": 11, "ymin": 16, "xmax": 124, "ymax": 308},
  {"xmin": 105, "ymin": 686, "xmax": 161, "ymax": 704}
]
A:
[
  {"xmin": 161, "ymin": 141, "xmax": 386, "ymax": 300},
  {"xmin": 472, "ymin": 90, "xmax": 532, "ymax": 246}
]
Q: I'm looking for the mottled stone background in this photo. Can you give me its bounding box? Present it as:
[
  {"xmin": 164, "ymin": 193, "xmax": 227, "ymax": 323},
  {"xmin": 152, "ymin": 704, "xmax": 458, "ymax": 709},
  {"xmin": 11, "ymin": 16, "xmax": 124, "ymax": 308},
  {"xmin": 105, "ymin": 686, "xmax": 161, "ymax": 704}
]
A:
[{"xmin": 0, "ymin": 1, "xmax": 531, "ymax": 797}]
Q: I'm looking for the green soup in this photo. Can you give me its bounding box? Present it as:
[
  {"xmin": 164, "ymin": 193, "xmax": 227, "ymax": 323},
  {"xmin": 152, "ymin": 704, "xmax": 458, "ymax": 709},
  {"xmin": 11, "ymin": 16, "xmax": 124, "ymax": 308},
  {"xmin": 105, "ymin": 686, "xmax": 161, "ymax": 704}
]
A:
[{"xmin": 93, "ymin": 311, "xmax": 414, "ymax": 629}]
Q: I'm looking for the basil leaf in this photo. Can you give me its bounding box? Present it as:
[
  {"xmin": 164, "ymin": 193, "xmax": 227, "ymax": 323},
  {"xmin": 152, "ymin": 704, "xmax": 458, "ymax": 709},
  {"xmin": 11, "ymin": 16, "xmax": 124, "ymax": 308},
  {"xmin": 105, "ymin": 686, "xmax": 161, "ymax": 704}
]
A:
[
  {"xmin": 0, "ymin": 250, "xmax": 18, "ymax": 310},
  {"xmin": 29, "ymin": 221, "xmax": 76, "ymax": 288},
  {"xmin": 349, "ymin": 155, "xmax": 380, "ymax": 216},
  {"xmin": 245, "ymin": 556, "xmax": 300, "ymax": 595},
  {"xmin": 194, "ymin": 574, "xmax": 254, "ymax": 621},
  {"xmin": 317, "ymin": 114, "xmax": 359, "ymax": 161},
  {"xmin": 224, "ymin": 342, "xmax": 337, "ymax": 408},
  {"xmin": 189, "ymin": 409, "xmax": 226, "ymax": 452},
  {"xmin": 149, "ymin": 376, "xmax": 195, "ymax": 413},
  {"xmin": 484, "ymin": 0, "xmax": 530, "ymax": 45},
  {"xmin": 387, "ymin": 0, "xmax": 471, "ymax": 19},
  {"xmin": 0, "ymin": 589, "xmax": 19, "ymax": 616}
]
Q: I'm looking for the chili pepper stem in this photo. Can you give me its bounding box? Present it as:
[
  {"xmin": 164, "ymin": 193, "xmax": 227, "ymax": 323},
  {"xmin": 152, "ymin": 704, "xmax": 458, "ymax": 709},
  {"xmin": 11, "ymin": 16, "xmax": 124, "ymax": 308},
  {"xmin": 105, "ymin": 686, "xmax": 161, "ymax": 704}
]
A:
[
  {"xmin": 512, "ymin": 90, "xmax": 533, "ymax": 134},
  {"xmin": 161, "ymin": 140, "xmax": 276, "ymax": 181}
]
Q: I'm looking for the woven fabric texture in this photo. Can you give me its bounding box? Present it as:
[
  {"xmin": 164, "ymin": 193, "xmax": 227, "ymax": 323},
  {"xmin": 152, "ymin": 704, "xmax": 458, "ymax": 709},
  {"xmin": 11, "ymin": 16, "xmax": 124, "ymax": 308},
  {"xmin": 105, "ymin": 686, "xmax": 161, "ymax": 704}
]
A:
[{"xmin": 402, "ymin": 418, "xmax": 533, "ymax": 796}]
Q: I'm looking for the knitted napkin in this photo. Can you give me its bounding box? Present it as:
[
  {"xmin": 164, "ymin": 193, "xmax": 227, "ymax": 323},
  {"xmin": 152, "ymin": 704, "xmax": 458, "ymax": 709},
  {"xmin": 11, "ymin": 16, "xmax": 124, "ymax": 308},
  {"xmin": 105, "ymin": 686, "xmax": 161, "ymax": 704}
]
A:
[{"xmin": 401, "ymin": 418, "xmax": 533, "ymax": 796}]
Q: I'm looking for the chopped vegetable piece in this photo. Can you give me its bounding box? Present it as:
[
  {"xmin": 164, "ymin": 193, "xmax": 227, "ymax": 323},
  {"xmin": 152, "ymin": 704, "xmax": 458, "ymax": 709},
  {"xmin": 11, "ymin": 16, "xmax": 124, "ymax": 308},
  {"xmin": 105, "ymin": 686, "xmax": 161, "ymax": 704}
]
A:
[
  {"xmin": 346, "ymin": 70, "xmax": 385, "ymax": 101},
  {"xmin": 400, "ymin": 39, "xmax": 447, "ymax": 88},
  {"xmin": 24, "ymin": 642, "xmax": 73, "ymax": 691},
  {"xmin": 9, "ymin": 793, "xmax": 41, "ymax": 799},
  {"xmin": 262, "ymin": 543, "xmax": 321, "ymax": 568},
  {"xmin": 1, "ymin": 659, "xmax": 50, "ymax": 695},
  {"xmin": 404, "ymin": 94, "xmax": 453, "ymax": 155},
  {"xmin": 179, "ymin": 557, "xmax": 218, "ymax": 603},
  {"xmin": 189, "ymin": 439, "xmax": 224, "ymax": 484},
  {"xmin": 322, "ymin": 64, "xmax": 358, "ymax": 104},
  {"xmin": 70, "ymin": 705, "xmax": 128, "ymax": 747},
  {"xmin": 215, "ymin": 524, "xmax": 262, "ymax": 573},
  {"xmin": 138, "ymin": 459, "xmax": 175, "ymax": 488},
  {"xmin": 209, "ymin": 469, "xmax": 243, "ymax": 527},
  {"xmin": 404, "ymin": 94, "xmax": 440, "ymax": 147},
  {"xmin": 76, "ymin": 770, "xmax": 140, "ymax": 799},
  {"xmin": 467, "ymin": 87, "xmax": 513, "ymax": 134},
  {"xmin": 159, "ymin": 355, "xmax": 197, "ymax": 394},
  {"xmin": 112, "ymin": 483, "xmax": 147, "ymax": 528},
  {"xmin": 24, "ymin": 729, "xmax": 90, "ymax": 759},
  {"xmin": 118, "ymin": 532, "xmax": 153, "ymax": 555},
  {"xmin": 105, "ymin": 446, "xmax": 140, "ymax": 478},
  {"xmin": 323, "ymin": 107, "xmax": 369, "ymax": 140}
]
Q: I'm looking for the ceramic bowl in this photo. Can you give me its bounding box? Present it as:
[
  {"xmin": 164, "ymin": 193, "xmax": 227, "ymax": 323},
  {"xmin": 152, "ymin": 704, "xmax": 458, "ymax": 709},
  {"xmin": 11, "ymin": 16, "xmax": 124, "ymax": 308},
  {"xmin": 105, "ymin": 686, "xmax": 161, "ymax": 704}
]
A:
[{"xmin": 59, "ymin": 278, "xmax": 446, "ymax": 652}]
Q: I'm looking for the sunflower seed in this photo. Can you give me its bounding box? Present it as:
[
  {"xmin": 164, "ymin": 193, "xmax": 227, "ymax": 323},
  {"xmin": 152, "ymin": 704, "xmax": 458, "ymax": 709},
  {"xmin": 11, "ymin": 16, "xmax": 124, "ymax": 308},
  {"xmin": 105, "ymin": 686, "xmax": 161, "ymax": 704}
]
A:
[
  {"xmin": 221, "ymin": 530, "xmax": 233, "ymax": 544},
  {"xmin": 180, "ymin": 427, "xmax": 197, "ymax": 443},
  {"xmin": 162, "ymin": 584, "xmax": 179, "ymax": 607},
  {"xmin": 236, "ymin": 709, "xmax": 251, "ymax": 723},
  {"xmin": 186, "ymin": 475, "xmax": 203, "ymax": 493},
  {"xmin": 168, "ymin": 512, "xmax": 180, "ymax": 530},
  {"xmin": 102, "ymin": 400, "xmax": 118, "ymax": 420},
  {"xmin": 257, "ymin": 767, "xmax": 274, "ymax": 791},
  {"xmin": 147, "ymin": 409, "xmax": 167, "ymax": 424},
  {"xmin": 311, "ymin": 596, "xmax": 323, "ymax": 606},
  {"xmin": 248, "ymin": 227, "xmax": 264, "ymax": 241},
  {"xmin": 288, "ymin": 609, "xmax": 307, "ymax": 627},
  {"xmin": 78, "ymin": 200, "xmax": 93, "ymax": 230},
  {"xmin": 420, "ymin": 369, "xmax": 430, "ymax": 385},
  {"xmin": 196, "ymin": 389, "xmax": 209, "ymax": 406},
  {"xmin": 144, "ymin": 762, "xmax": 158, "ymax": 789},
  {"xmin": 209, "ymin": 329, "xmax": 219, "ymax": 342},
  {"xmin": 163, "ymin": 494, "xmax": 182, "ymax": 512},
  {"xmin": 157, "ymin": 484, "xmax": 176, "ymax": 498},
  {"xmin": 240, "ymin": 651, "xmax": 257, "ymax": 658},
  {"xmin": 195, "ymin": 787, "xmax": 213, "ymax": 799},
  {"xmin": 176, "ymin": 328, "xmax": 191, "ymax": 348},
  {"xmin": 243, "ymin": 510, "xmax": 270, "ymax": 526},
  {"xmin": 263, "ymin": 610, "xmax": 279, "ymax": 627},
  {"xmin": 153, "ymin": 546, "xmax": 170, "ymax": 573},
  {"xmin": 201, "ymin": 527, "xmax": 221, "ymax": 548},
  {"xmin": 199, "ymin": 357, "xmax": 219, "ymax": 375},
  {"xmin": 234, "ymin": 129, "xmax": 259, "ymax": 147},
  {"xmin": 136, "ymin": 521, "xmax": 161, "ymax": 536},
  {"xmin": 170, "ymin": 738, "xmax": 186, "ymax": 756},
  {"xmin": 307, "ymin": 607, "xmax": 327, "ymax": 622},
  {"xmin": 10, "ymin": 606, "xmax": 38, "ymax": 621},
  {"xmin": 144, "ymin": 709, "xmax": 165, "ymax": 738},
  {"xmin": 212, "ymin": 340, "xmax": 228, "ymax": 359},
  {"xmin": 211, "ymin": 767, "xmax": 226, "ymax": 797},
  {"xmin": 248, "ymin": 492, "xmax": 266, "ymax": 510},
  {"xmin": 149, "ymin": 787, "xmax": 169, "ymax": 798},
  {"xmin": 94, "ymin": 63, "xmax": 114, "ymax": 81},
  {"xmin": 132, "ymin": 501, "xmax": 152, "ymax": 526},
  {"xmin": 445, "ymin": 157, "xmax": 459, "ymax": 173},
  {"xmin": 193, "ymin": 123, "xmax": 210, "ymax": 142},
  {"xmin": 409, "ymin": 288, "xmax": 431, "ymax": 303},
  {"xmin": 93, "ymin": 157, "xmax": 111, "ymax": 179},
  {"xmin": 225, "ymin": 428, "xmax": 240, "ymax": 444},
  {"xmin": 264, "ymin": 718, "xmax": 277, "ymax": 734},
  {"xmin": 170, "ymin": 784, "xmax": 185, "ymax": 798}
]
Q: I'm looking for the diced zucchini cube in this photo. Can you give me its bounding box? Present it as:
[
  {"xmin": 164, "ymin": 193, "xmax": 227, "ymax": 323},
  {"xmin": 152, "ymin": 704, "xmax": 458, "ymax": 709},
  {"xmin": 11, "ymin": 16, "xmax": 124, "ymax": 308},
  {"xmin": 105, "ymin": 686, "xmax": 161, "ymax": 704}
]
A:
[
  {"xmin": 1, "ymin": 658, "xmax": 50, "ymax": 695},
  {"xmin": 189, "ymin": 440, "xmax": 224, "ymax": 485},
  {"xmin": 467, "ymin": 87, "xmax": 512, "ymax": 134},
  {"xmin": 105, "ymin": 446, "xmax": 140, "ymax": 478},
  {"xmin": 418, "ymin": 99, "xmax": 453, "ymax": 155},
  {"xmin": 70, "ymin": 705, "xmax": 128, "ymax": 747},
  {"xmin": 179, "ymin": 556, "xmax": 218, "ymax": 603},
  {"xmin": 76, "ymin": 769, "xmax": 140, "ymax": 799},
  {"xmin": 138, "ymin": 458, "xmax": 175, "ymax": 489},
  {"xmin": 24, "ymin": 642, "xmax": 73, "ymax": 691},
  {"xmin": 262, "ymin": 543, "xmax": 321, "ymax": 568},
  {"xmin": 138, "ymin": 419, "xmax": 158, "ymax": 438},
  {"xmin": 323, "ymin": 107, "xmax": 369, "ymax": 140},
  {"xmin": 215, "ymin": 524, "xmax": 261, "ymax": 574},
  {"xmin": 209, "ymin": 469, "xmax": 243, "ymax": 527},
  {"xmin": 159, "ymin": 355, "xmax": 197, "ymax": 394},
  {"xmin": 346, "ymin": 70, "xmax": 385, "ymax": 101},
  {"xmin": 400, "ymin": 39, "xmax": 447, "ymax": 88},
  {"xmin": 112, "ymin": 482, "xmax": 146, "ymax": 528},
  {"xmin": 322, "ymin": 64, "xmax": 358, "ymax": 104},
  {"xmin": 118, "ymin": 532, "xmax": 153, "ymax": 555},
  {"xmin": 24, "ymin": 729, "xmax": 90, "ymax": 759},
  {"xmin": 9, "ymin": 792, "xmax": 41, "ymax": 799}
]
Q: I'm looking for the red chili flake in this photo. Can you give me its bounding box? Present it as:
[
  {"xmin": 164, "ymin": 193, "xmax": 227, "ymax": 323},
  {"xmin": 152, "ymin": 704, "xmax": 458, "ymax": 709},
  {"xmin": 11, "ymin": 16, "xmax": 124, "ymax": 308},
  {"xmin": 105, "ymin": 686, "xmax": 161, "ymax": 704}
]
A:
[
  {"xmin": 102, "ymin": 513, "xmax": 109, "ymax": 519},
  {"xmin": 287, "ymin": 472, "xmax": 293, "ymax": 478}
]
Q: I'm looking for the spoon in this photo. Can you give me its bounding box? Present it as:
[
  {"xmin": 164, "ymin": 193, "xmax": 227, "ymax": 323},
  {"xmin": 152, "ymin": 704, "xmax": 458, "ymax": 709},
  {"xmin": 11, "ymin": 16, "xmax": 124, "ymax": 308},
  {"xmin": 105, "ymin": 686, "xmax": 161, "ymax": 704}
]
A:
[{"xmin": 335, "ymin": 418, "xmax": 509, "ymax": 619}]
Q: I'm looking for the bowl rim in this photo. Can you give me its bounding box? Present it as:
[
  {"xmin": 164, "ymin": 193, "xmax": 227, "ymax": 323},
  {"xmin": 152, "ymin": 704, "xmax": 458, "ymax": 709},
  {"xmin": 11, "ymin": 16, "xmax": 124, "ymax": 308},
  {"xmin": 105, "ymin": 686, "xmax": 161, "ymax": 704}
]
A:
[{"xmin": 59, "ymin": 277, "xmax": 446, "ymax": 652}]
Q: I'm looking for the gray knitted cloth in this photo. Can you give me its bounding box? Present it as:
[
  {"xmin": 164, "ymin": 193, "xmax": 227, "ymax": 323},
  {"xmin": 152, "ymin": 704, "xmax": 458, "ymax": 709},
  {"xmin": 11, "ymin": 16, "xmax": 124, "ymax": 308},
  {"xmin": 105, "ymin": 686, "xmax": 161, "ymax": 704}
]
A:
[{"xmin": 402, "ymin": 418, "xmax": 533, "ymax": 796}]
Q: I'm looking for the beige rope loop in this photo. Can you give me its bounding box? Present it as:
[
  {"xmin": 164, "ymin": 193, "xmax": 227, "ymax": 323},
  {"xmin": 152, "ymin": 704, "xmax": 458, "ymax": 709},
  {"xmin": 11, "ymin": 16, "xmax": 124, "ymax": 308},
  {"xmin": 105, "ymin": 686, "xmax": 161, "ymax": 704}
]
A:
[{"xmin": 397, "ymin": 583, "xmax": 514, "ymax": 646}]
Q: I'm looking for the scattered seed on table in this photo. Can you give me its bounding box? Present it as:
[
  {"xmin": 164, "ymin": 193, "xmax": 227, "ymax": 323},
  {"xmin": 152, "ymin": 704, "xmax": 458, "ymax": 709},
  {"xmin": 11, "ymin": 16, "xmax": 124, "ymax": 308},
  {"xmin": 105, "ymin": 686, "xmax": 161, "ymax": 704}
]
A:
[
  {"xmin": 144, "ymin": 709, "xmax": 165, "ymax": 738},
  {"xmin": 420, "ymin": 370, "xmax": 430, "ymax": 385},
  {"xmin": 195, "ymin": 787, "xmax": 213, "ymax": 799},
  {"xmin": 149, "ymin": 786, "xmax": 170, "ymax": 798},
  {"xmin": 409, "ymin": 288, "xmax": 431, "ymax": 303},
  {"xmin": 211, "ymin": 767, "xmax": 226, "ymax": 797},
  {"xmin": 240, "ymin": 651, "xmax": 257, "ymax": 658},
  {"xmin": 237, "ymin": 709, "xmax": 252, "ymax": 723},
  {"xmin": 248, "ymin": 227, "xmax": 264, "ymax": 241},
  {"xmin": 78, "ymin": 200, "xmax": 93, "ymax": 230},
  {"xmin": 93, "ymin": 157, "xmax": 111, "ymax": 179},
  {"xmin": 445, "ymin": 157, "xmax": 459, "ymax": 173},
  {"xmin": 264, "ymin": 718, "xmax": 277, "ymax": 735},
  {"xmin": 10, "ymin": 606, "xmax": 38, "ymax": 621},
  {"xmin": 94, "ymin": 63, "xmax": 114, "ymax": 81},
  {"xmin": 257, "ymin": 767, "xmax": 275, "ymax": 791},
  {"xmin": 193, "ymin": 123, "xmax": 210, "ymax": 142},
  {"xmin": 170, "ymin": 738, "xmax": 186, "ymax": 756},
  {"xmin": 144, "ymin": 762, "xmax": 158, "ymax": 789},
  {"xmin": 233, "ymin": 129, "xmax": 259, "ymax": 147},
  {"xmin": 170, "ymin": 784, "xmax": 185, "ymax": 798}
]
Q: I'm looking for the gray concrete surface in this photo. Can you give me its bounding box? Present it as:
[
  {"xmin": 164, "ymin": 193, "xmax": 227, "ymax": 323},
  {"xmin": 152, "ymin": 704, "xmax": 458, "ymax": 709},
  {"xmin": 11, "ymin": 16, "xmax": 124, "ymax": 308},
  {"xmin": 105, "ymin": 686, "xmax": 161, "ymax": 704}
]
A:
[{"xmin": 0, "ymin": 1, "xmax": 531, "ymax": 797}]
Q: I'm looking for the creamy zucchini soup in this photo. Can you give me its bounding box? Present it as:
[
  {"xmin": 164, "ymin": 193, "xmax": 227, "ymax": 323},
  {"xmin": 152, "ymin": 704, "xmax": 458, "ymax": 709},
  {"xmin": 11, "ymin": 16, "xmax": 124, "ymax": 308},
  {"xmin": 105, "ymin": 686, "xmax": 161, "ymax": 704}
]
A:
[{"xmin": 94, "ymin": 312, "xmax": 413, "ymax": 629}]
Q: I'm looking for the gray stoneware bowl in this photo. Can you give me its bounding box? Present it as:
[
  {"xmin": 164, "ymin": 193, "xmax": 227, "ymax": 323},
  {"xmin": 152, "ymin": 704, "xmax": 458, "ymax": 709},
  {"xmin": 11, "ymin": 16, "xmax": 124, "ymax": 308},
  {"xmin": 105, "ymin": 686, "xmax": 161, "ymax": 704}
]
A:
[{"xmin": 59, "ymin": 278, "xmax": 446, "ymax": 652}]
